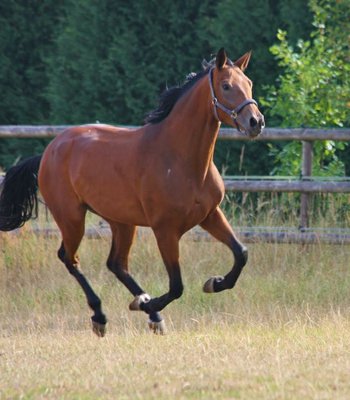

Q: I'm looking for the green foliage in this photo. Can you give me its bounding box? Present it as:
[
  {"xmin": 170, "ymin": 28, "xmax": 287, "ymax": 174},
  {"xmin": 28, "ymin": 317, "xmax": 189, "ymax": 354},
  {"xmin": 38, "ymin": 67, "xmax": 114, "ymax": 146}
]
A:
[
  {"xmin": 263, "ymin": 0, "xmax": 350, "ymax": 176},
  {"xmin": 0, "ymin": 138, "xmax": 50, "ymax": 172},
  {"xmin": 0, "ymin": 1, "xmax": 65, "ymax": 169},
  {"xmin": 205, "ymin": 0, "xmax": 313, "ymax": 98},
  {"xmin": 0, "ymin": 1, "xmax": 65, "ymax": 124},
  {"xmin": 46, "ymin": 0, "xmax": 214, "ymax": 125}
]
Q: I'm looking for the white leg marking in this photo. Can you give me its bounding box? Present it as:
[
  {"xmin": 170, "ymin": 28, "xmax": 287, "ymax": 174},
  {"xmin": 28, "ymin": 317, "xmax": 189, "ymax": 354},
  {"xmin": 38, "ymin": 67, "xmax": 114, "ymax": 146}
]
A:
[{"xmin": 129, "ymin": 293, "xmax": 151, "ymax": 311}]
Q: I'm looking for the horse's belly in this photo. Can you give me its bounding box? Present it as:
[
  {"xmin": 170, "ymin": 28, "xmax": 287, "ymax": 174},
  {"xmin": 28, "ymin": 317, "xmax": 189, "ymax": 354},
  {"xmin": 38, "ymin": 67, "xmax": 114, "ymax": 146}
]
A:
[{"xmin": 84, "ymin": 194, "xmax": 149, "ymax": 226}]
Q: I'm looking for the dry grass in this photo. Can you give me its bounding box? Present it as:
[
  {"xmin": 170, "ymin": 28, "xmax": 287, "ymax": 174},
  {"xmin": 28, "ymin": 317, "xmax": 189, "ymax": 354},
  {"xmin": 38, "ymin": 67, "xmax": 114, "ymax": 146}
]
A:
[
  {"xmin": 1, "ymin": 226, "xmax": 350, "ymax": 399},
  {"xmin": 2, "ymin": 317, "xmax": 350, "ymax": 400}
]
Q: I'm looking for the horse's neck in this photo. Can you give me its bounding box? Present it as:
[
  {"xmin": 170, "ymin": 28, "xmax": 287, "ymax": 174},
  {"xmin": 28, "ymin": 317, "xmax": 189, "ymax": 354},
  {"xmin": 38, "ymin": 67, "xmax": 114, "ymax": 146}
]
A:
[{"xmin": 159, "ymin": 78, "xmax": 220, "ymax": 182}]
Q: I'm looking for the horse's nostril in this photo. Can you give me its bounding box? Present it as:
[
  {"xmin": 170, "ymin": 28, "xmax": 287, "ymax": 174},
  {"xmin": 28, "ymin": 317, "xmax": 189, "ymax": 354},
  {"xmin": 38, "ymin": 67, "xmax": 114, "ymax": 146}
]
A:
[{"xmin": 250, "ymin": 117, "xmax": 258, "ymax": 127}]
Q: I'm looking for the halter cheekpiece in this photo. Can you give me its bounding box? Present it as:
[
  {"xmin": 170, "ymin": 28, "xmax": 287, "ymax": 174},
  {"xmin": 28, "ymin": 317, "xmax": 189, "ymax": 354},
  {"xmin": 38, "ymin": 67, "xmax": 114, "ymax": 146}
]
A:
[{"xmin": 208, "ymin": 67, "xmax": 258, "ymax": 131}]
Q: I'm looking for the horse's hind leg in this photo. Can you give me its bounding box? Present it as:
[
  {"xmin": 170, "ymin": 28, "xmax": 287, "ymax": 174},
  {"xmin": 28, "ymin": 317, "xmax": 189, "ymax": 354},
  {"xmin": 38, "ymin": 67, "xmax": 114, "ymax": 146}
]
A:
[
  {"xmin": 107, "ymin": 222, "xmax": 165, "ymax": 334},
  {"xmin": 200, "ymin": 207, "xmax": 247, "ymax": 293},
  {"xmin": 56, "ymin": 205, "xmax": 107, "ymax": 337}
]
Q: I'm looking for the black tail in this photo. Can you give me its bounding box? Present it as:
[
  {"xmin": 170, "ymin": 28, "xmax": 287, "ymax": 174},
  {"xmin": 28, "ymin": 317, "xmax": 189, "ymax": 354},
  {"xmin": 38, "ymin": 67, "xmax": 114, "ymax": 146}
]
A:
[{"xmin": 0, "ymin": 155, "xmax": 42, "ymax": 231}]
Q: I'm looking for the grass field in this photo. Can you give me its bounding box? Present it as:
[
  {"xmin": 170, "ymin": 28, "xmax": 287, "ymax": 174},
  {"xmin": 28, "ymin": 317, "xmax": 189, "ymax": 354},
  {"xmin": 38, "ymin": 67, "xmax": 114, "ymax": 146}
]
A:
[{"xmin": 1, "ymin": 225, "xmax": 350, "ymax": 399}]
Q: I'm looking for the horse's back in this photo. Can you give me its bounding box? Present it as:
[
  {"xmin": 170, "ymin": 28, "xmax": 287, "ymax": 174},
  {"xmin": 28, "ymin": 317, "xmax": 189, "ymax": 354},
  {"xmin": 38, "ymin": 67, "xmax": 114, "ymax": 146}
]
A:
[
  {"xmin": 38, "ymin": 124, "xmax": 147, "ymax": 224},
  {"xmin": 51, "ymin": 124, "xmax": 138, "ymax": 146},
  {"xmin": 40, "ymin": 123, "xmax": 140, "ymax": 170}
]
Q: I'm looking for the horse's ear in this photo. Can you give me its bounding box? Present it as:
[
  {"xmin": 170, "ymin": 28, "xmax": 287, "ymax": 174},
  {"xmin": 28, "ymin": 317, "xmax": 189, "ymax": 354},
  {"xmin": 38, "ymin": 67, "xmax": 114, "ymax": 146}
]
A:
[
  {"xmin": 234, "ymin": 51, "xmax": 252, "ymax": 71},
  {"xmin": 216, "ymin": 48, "xmax": 227, "ymax": 69}
]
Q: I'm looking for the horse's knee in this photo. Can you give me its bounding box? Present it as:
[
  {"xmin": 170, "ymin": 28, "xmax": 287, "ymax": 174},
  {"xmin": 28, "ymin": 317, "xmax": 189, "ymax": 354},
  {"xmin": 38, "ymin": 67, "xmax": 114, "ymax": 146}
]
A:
[
  {"xmin": 107, "ymin": 259, "xmax": 121, "ymax": 278},
  {"xmin": 171, "ymin": 282, "xmax": 184, "ymax": 299},
  {"xmin": 107, "ymin": 261, "xmax": 127, "ymax": 280}
]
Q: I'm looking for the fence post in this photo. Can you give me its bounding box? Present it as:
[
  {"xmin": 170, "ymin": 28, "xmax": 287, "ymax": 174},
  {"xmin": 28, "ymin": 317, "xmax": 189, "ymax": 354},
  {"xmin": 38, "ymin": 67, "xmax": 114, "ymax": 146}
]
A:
[{"xmin": 300, "ymin": 141, "xmax": 313, "ymax": 229}]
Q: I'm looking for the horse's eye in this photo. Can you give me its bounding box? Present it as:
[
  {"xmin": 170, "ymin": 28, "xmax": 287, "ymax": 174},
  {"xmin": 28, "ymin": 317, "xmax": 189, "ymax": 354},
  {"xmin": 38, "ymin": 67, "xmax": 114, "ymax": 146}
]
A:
[{"xmin": 222, "ymin": 83, "xmax": 230, "ymax": 91}]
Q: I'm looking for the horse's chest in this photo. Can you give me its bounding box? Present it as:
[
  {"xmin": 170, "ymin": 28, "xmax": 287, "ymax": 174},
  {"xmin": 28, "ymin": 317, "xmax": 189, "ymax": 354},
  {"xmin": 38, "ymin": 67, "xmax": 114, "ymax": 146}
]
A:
[
  {"xmin": 173, "ymin": 183, "xmax": 224, "ymax": 228},
  {"xmin": 143, "ymin": 168, "xmax": 224, "ymax": 229},
  {"xmin": 192, "ymin": 187, "xmax": 222, "ymax": 217}
]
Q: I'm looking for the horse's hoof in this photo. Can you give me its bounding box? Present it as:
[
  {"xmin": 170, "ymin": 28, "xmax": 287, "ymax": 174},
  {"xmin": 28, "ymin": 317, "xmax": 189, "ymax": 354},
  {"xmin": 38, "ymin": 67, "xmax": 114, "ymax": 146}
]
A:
[
  {"xmin": 129, "ymin": 293, "xmax": 151, "ymax": 311},
  {"xmin": 148, "ymin": 319, "xmax": 166, "ymax": 335},
  {"xmin": 92, "ymin": 320, "xmax": 106, "ymax": 337},
  {"xmin": 203, "ymin": 276, "xmax": 224, "ymax": 293}
]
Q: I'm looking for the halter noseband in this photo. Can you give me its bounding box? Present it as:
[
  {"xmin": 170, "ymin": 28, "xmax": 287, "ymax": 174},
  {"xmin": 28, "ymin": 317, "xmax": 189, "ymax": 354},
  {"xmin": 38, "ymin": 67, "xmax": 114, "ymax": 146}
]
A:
[{"xmin": 208, "ymin": 67, "xmax": 258, "ymax": 131}]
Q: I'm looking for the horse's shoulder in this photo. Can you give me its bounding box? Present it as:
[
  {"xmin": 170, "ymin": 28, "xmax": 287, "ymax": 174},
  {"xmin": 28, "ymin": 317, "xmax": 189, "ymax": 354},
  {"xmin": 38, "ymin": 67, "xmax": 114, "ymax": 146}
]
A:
[
  {"xmin": 206, "ymin": 164, "xmax": 224, "ymax": 188},
  {"xmin": 202, "ymin": 164, "xmax": 225, "ymax": 204}
]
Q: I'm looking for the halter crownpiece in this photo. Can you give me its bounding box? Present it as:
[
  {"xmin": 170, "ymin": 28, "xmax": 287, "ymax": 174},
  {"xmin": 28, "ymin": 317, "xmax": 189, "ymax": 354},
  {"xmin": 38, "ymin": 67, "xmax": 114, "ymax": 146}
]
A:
[{"xmin": 208, "ymin": 67, "xmax": 258, "ymax": 131}]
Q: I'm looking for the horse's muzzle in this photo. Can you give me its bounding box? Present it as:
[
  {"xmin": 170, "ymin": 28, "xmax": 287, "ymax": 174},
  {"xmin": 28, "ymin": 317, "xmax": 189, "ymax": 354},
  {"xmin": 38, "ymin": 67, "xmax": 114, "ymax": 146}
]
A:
[{"xmin": 247, "ymin": 114, "xmax": 265, "ymax": 138}]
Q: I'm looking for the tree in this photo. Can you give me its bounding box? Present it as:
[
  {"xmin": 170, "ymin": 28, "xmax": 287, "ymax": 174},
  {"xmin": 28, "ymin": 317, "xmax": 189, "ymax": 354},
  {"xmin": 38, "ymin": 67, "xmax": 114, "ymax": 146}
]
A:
[
  {"xmin": 0, "ymin": 0, "xmax": 65, "ymax": 170},
  {"xmin": 263, "ymin": 0, "xmax": 350, "ymax": 176},
  {"xmin": 46, "ymin": 0, "xmax": 215, "ymax": 125},
  {"xmin": 0, "ymin": 0, "xmax": 65, "ymax": 124}
]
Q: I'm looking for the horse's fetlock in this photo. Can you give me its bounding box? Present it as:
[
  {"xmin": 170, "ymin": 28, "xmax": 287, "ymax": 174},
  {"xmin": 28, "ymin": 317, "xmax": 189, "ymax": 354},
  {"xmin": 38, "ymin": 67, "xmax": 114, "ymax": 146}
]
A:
[
  {"xmin": 225, "ymin": 280, "xmax": 235, "ymax": 290},
  {"xmin": 89, "ymin": 298, "xmax": 102, "ymax": 311},
  {"xmin": 91, "ymin": 313, "xmax": 107, "ymax": 325}
]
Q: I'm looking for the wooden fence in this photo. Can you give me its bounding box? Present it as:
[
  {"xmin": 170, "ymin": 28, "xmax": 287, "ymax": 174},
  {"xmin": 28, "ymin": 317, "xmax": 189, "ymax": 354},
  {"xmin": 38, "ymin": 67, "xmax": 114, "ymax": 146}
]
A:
[
  {"xmin": 1, "ymin": 125, "xmax": 349, "ymax": 244},
  {"xmin": 220, "ymin": 127, "xmax": 350, "ymax": 229}
]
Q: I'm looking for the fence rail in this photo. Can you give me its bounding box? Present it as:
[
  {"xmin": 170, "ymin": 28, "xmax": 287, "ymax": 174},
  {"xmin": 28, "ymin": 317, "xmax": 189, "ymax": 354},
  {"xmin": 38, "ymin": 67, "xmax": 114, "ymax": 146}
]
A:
[
  {"xmin": 0, "ymin": 125, "xmax": 350, "ymax": 140},
  {"xmin": 8, "ymin": 226, "xmax": 350, "ymax": 245},
  {"xmin": 220, "ymin": 127, "xmax": 350, "ymax": 141},
  {"xmin": 224, "ymin": 179, "xmax": 350, "ymax": 193}
]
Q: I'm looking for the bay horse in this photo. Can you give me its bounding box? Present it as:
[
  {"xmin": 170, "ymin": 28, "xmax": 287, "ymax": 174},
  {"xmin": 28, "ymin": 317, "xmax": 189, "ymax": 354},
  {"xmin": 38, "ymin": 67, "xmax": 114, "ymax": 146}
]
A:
[{"xmin": 0, "ymin": 48, "xmax": 264, "ymax": 335}]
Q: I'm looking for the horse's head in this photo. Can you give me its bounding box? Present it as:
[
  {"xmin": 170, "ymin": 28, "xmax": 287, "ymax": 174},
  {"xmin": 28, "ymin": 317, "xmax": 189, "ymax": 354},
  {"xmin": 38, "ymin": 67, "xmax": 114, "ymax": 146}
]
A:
[{"xmin": 209, "ymin": 48, "xmax": 265, "ymax": 137}]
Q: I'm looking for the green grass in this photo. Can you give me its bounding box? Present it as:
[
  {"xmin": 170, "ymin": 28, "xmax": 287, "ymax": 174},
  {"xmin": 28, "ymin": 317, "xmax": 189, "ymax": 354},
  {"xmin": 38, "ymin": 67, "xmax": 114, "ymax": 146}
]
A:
[{"xmin": 0, "ymin": 226, "xmax": 350, "ymax": 399}]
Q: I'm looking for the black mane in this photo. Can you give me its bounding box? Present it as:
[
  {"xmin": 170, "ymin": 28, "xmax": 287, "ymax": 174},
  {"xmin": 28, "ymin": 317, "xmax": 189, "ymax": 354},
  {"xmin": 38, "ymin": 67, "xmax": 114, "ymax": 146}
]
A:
[{"xmin": 145, "ymin": 60, "xmax": 216, "ymax": 124}]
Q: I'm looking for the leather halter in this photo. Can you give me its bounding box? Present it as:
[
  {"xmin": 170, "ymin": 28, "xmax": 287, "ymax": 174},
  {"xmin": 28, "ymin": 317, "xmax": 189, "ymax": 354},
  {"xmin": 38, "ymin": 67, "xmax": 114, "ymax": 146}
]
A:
[{"xmin": 208, "ymin": 67, "xmax": 258, "ymax": 131}]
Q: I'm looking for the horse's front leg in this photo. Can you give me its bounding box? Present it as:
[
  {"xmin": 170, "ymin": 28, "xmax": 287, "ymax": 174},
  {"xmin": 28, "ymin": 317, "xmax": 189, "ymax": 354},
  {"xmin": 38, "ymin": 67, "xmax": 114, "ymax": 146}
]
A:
[
  {"xmin": 200, "ymin": 207, "xmax": 248, "ymax": 293},
  {"xmin": 129, "ymin": 229, "xmax": 184, "ymax": 319}
]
